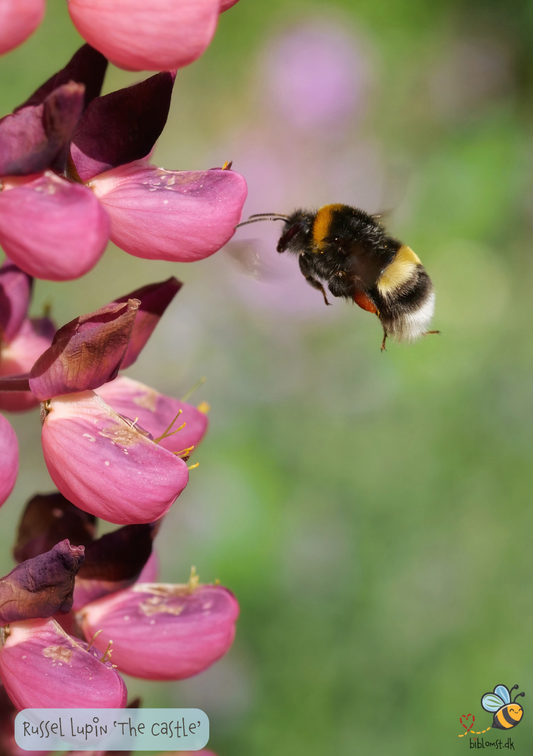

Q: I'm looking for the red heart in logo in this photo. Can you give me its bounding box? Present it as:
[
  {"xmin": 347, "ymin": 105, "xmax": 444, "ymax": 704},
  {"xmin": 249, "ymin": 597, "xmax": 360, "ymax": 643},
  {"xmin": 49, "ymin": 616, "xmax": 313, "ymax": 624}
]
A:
[{"xmin": 460, "ymin": 713, "xmax": 475, "ymax": 731}]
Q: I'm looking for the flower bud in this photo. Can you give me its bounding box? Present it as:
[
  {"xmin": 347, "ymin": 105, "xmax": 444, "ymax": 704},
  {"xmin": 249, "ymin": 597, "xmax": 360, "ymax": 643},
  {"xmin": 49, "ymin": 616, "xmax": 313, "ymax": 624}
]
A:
[
  {"xmin": 41, "ymin": 391, "xmax": 189, "ymax": 524},
  {"xmin": 0, "ymin": 618, "xmax": 127, "ymax": 710},
  {"xmin": 79, "ymin": 581, "xmax": 239, "ymax": 680}
]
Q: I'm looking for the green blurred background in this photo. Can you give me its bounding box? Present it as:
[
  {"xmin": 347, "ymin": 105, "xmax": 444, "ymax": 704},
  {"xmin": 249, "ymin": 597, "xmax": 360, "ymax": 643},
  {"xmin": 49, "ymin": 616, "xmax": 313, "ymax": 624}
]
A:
[{"xmin": 2, "ymin": 0, "xmax": 533, "ymax": 753}]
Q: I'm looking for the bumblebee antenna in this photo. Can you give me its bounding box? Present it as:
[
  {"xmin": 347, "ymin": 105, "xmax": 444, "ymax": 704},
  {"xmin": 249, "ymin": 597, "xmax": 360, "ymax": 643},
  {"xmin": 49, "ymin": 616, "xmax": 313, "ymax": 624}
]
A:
[
  {"xmin": 235, "ymin": 215, "xmax": 288, "ymax": 228},
  {"xmin": 248, "ymin": 213, "xmax": 290, "ymax": 219}
]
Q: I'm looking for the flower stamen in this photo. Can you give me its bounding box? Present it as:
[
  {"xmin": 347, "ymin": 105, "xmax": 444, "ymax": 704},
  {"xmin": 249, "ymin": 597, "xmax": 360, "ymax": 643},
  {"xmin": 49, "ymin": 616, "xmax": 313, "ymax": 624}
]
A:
[
  {"xmin": 153, "ymin": 410, "xmax": 185, "ymax": 444},
  {"xmin": 181, "ymin": 376, "xmax": 206, "ymax": 402},
  {"xmin": 86, "ymin": 629, "xmax": 103, "ymax": 650}
]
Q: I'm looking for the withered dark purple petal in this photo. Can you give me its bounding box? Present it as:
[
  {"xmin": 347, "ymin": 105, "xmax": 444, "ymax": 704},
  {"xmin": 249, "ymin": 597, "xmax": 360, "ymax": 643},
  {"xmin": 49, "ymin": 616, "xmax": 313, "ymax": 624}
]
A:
[
  {"xmin": 81, "ymin": 523, "xmax": 157, "ymax": 582},
  {"xmin": 71, "ymin": 71, "xmax": 175, "ymax": 182},
  {"xmin": 0, "ymin": 540, "xmax": 85, "ymax": 624},
  {"xmin": 0, "ymin": 83, "xmax": 84, "ymax": 176},
  {"xmin": 113, "ymin": 277, "xmax": 182, "ymax": 369},
  {"xmin": 17, "ymin": 44, "xmax": 108, "ymax": 112},
  {"xmin": 14, "ymin": 492, "xmax": 96, "ymax": 564},
  {"xmin": 0, "ymin": 261, "xmax": 32, "ymax": 344},
  {"xmin": 28, "ymin": 299, "xmax": 140, "ymax": 400},
  {"xmin": 73, "ymin": 523, "xmax": 158, "ymax": 609}
]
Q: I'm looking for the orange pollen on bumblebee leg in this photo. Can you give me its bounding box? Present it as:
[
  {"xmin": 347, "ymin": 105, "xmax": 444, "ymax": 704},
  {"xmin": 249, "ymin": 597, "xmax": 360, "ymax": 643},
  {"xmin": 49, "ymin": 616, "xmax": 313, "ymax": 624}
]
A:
[{"xmin": 353, "ymin": 290, "xmax": 378, "ymax": 314}]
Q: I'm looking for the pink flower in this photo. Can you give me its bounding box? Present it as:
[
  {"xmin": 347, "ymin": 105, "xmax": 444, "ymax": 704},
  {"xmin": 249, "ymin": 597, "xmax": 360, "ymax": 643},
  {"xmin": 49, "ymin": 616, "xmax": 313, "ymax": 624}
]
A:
[
  {"xmin": 0, "ymin": 617, "xmax": 127, "ymax": 710},
  {"xmin": 78, "ymin": 577, "xmax": 239, "ymax": 680},
  {"xmin": 0, "ymin": 0, "xmax": 45, "ymax": 55},
  {"xmin": 41, "ymin": 391, "xmax": 189, "ymax": 525},
  {"xmin": 0, "ymin": 414, "xmax": 18, "ymax": 506}
]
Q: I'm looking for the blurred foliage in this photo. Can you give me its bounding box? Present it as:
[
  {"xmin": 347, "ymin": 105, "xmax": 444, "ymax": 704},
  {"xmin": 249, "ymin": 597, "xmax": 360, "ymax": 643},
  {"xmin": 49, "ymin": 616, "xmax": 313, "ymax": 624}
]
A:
[{"xmin": 2, "ymin": 0, "xmax": 533, "ymax": 754}]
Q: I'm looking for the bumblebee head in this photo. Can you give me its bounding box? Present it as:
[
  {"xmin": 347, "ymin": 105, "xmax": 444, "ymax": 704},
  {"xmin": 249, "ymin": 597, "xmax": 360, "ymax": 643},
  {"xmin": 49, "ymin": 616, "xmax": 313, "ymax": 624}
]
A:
[
  {"xmin": 508, "ymin": 705, "xmax": 524, "ymax": 724},
  {"xmin": 277, "ymin": 210, "xmax": 315, "ymax": 254},
  {"xmin": 375, "ymin": 245, "xmax": 436, "ymax": 343}
]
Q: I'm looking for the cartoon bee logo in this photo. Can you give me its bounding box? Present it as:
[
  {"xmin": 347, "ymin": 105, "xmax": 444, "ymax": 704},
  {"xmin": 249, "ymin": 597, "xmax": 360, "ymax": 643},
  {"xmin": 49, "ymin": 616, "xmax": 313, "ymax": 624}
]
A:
[{"xmin": 481, "ymin": 684, "xmax": 525, "ymax": 730}]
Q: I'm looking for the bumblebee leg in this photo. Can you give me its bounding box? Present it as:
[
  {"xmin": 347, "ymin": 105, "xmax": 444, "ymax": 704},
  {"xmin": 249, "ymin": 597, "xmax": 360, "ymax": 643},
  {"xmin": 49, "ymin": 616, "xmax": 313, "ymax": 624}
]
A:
[
  {"xmin": 424, "ymin": 330, "xmax": 441, "ymax": 337},
  {"xmin": 299, "ymin": 255, "xmax": 331, "ymax": 306},
  {"xmin": 381, "ymin": 330, "xmax": 388, "ymax": 352}
]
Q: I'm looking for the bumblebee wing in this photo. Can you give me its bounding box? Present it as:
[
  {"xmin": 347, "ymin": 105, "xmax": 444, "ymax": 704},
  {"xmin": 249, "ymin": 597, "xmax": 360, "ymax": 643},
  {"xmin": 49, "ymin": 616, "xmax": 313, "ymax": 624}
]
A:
[
  {"xmin": 494, "ymin": 685, "xmax": 511, "ymax": 704},
  {"xmin": 225, "ymin": 240, "xmax": 283, "ymax": 282},
  {"xmin": 482, "ymin": 693, "xmax": 505, "ymax": 712}
]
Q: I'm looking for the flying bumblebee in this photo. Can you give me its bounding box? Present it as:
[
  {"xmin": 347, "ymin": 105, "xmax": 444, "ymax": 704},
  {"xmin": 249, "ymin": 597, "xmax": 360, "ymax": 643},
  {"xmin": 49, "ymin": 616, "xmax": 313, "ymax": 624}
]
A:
[
  {"xmin": 481, "ymin": 684, "xmax": 525, "ymax": 730},
  {"xmin": 237, "ymin": 203, "xmax": 437, "ymax": 350}
]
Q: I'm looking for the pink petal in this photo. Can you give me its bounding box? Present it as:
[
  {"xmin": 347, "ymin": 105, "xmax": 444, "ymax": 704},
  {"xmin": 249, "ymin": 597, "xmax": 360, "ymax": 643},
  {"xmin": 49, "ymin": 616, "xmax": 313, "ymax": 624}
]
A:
[
  {"xmin": 41, "ymin": 391, "xmax": 189, "ymax": 525},
  {"xmin": 0, "ymin": 318, "xmax": 54, "ymax": 412},
  {"xmin": 79, "ymin": 582, "xmax": 239, "ymax": 680},
  {"xmin": 91, "ymin": 162, "xmax": 247, "ymax": 262},
  {"xmin": 0, "ymin": 0, "xmax": 45, "ymax": 55},
  {"xmin": 29, "ymin": 299, "xmax": 139, "ymax": 400},
  {"xmin": 0, "ymin": 172, "xmax": 110, "ymax": 281},
  {"xmin": 0, "ymin": 413, "xmax": 17, "ymax": 506},
  {"xmin": 96, "ymin": 376, "xmax": 208, "ymax": 454},
  {"xmin": 219, "ymin": 0, "xmax": 240, "ymax": 9},
  {"xmin": 0, "ymin": 618, "xmax": 127, "ymax": 710},
  {"xmin": 68, "ymin": 0, "xmax": 219, "ymax": 72}
]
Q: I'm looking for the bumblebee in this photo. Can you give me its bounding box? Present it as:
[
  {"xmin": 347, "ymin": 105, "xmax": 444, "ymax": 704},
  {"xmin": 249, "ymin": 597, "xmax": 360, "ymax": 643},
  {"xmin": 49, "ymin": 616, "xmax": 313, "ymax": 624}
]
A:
[
  {"xmin": 481, "ymin": 684, "xmax": 525, "ymax": 730},
  {"xmin": 237, "ymin": 204, "xmax": 437, "ymax": 350}
]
